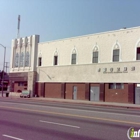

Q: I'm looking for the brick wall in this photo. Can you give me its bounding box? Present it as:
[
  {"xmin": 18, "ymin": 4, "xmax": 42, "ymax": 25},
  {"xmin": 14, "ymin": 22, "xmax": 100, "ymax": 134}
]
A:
[
  {"xmin": 128, "ymin": 83, "xmax": 135, "ymax": 104},
  {"xmin": 14, "ymin": 82, "xmax": 27, "ymax": 92},
  {"xmin": 45, "ymin": 83, "xmax": 63, "ymax": 98},
  {"xmin": 100, "ymin": 83, "xmax": 105, "ymax": 101},
  {"xmin": 105, "ymin": 83, "xmax": 128, "ymax": 103},
  {"xmin": 35, "ymin": 82, "xmax": 45, "ymax": 97}
]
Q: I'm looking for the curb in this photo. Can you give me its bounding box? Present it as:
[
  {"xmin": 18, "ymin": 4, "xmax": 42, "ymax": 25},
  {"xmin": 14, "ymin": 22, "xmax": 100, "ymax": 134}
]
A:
[{"xmin": 6, "ymin": 96, "xmax": 140, "ymax": 110}]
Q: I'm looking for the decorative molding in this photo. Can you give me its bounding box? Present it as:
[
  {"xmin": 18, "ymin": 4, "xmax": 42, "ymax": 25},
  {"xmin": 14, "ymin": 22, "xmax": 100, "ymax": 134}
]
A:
[
  {"xmin": 72, "ymin": 48, "xmax": 76, "ymax": 54},
  {"xmin": 111, "ymin": 41, "xmax": 122, "ymax": 62},
  {"xmin": 93, "ymin": 46, "xmax": 98, "ymax": 52}
]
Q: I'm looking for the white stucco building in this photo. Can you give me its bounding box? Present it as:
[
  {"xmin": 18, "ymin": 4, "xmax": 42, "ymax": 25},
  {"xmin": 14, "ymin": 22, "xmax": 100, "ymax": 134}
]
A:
[{"xmin": 9, "ymin": 26, "xmax": 140, "ymax": 104}]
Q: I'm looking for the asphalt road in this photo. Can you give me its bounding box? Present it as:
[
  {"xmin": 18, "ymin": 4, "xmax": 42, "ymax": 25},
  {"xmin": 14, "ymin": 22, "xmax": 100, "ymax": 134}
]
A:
[{"xmin": 0, "ymin": 98, "xmax": 139, "ymax": 140}]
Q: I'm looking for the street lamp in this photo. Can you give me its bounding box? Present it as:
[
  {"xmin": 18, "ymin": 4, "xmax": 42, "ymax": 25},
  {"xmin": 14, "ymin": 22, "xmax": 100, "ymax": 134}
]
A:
[{"xmin": 0, "ymin": 44, "xmax": 6, "ymax": 97}]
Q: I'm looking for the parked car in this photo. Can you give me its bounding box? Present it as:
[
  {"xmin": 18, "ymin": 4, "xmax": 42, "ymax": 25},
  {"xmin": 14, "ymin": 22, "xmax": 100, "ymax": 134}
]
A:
[{"xmin": 20, "ymin": 90, "xmax": 30, "ymax": 98}]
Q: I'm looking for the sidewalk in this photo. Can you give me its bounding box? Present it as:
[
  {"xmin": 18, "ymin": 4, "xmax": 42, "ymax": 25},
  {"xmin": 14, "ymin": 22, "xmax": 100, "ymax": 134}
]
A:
[{"xmin": 24, "ymin": 97, "xmax": 140, "ymax": 110}]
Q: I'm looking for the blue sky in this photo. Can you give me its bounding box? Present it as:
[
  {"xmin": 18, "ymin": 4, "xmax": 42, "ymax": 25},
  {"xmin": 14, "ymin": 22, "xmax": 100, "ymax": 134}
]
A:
[{"xmin": 0, "ymin": 0, "xmax": 140, "ymax": 71}]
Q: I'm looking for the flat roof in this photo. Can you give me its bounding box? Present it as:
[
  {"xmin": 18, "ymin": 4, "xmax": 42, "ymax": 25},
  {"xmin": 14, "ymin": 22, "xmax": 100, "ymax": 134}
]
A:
[{"xmin": 39, "ymin": 26, "xmax": 140, "ymax": 44}]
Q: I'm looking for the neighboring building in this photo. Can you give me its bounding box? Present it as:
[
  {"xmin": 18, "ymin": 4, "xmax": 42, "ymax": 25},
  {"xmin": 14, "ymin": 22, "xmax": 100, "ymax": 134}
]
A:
[
  {"xmin": 9, "ymin": 26, "xmax": 140, "ymax": 104},
  {"xmin": 9, "ymin": 35, "xmax": 39, "ymax": 96},
  {"xmin": 0, "ymin": 71, "xmax": 9, "ymax": 91}
]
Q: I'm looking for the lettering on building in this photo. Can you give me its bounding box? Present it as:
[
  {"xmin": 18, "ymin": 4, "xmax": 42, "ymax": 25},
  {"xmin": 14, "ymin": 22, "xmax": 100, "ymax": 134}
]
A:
[
  {"xmin": 124, "ymin": 67, "xmax": 127, "ymax": 72},
  {"xmin": 110, "ymin": 68, "xmax": 113, "ymax": 72},
  {"xmin": 98, "ymin": 66, "xmax": 135, "ymax": 73},
  {"xmin": 98, "ymin": 68, "xmax": 101, "ymax": 72},
  {"xmin": 131, "ymin": 66, "xmax": 135, "ymax": 71},
  {"xmin": 103, "ymin": 68, "xmax": 107, "ymax": 73},
  {"xmin": 117, "ymin": 67, "xmax": 120, "ymax": 72}
]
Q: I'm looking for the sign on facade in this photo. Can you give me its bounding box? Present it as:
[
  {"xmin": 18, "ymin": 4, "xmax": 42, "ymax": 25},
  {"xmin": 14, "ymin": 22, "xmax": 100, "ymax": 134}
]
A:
[{"xmin": 98, "ymin": 66, "xmax": 135, "ymax": 73}]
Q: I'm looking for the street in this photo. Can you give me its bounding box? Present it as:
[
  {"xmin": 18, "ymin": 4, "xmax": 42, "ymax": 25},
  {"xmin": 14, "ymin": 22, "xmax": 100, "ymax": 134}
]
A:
[{"xmin": 0, "ymin": 98, "xmax": 139, "ymax": 140}]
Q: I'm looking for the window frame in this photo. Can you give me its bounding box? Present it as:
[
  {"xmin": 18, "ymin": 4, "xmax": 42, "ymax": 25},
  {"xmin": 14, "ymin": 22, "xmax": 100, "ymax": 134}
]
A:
[
  {"xmin": 113, "ymin": 49, "xmax": 119, "ymax": 62},
  {"xmin": 38, "ymin": 57, "xmax": 42, "ymax": 66},
  {"xmin": 71, "ymin": 53, "xmax": 76, "ymax": 64},
  {"xmin": 54, "ymin": 55, "xmax": 58, "ymax": 65},
  {"xmin": 136, "ymin": 47, "xmax": 140, "ymax": 60},
  {"xmin": 92, "ymin": 51, "xmax": 98, "ymax": 63},
  {"xmin": 109, "ymin": 83, "xmax": 124, "ymax": 89}
]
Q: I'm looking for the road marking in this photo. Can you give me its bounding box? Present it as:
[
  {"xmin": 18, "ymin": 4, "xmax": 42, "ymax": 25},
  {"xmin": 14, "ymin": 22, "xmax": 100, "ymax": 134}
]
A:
[
  {"xmin": 40, "ymin": 120, "xmax": 80, "ymax": 128},
  {"xmin": 54, "ymin": 107, "xmax": 140, "ymax": 118},
  {"xmin": 1, "ymin": 101, "xmax": 140, "ymax": 118},
  {"xmin": 3, "ymin": 134, "xmax": 24, "ymax": 140},
  {"xmin": 0, "ymin": 105, "xmax": 140, "ymax": 126}
]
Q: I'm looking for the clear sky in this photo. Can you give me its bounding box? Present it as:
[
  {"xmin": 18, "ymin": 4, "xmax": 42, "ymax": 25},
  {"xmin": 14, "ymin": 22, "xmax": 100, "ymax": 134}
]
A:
[{"xmin": 0, "ymin": 0, "xmax": 140, "ymax": 71}]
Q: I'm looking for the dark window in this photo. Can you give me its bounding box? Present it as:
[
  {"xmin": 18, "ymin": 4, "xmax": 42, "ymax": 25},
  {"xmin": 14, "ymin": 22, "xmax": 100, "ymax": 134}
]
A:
[
  {"xmin": 116, "ymin": 83, "xmax": 124, "ymax": 89},
  {"xmin": 54, "ymin": 56, "xmax": 58, "ymax": 65},
  {"xmin": 18, "ymin": 82, "xmax": 27, "ymax": 86},
  {"xmin": 109, "ymin": 83, "xmax": 116, "ymax": 89},
  {"xmin": 18, "ymin": 82, "xmax": 24, "ymax": 86},
  {"xmin": 71, "ymin": 53, "xmax": 76, "ymax": 64},
  {"xmin": 109, "ymin": 83, "xmax": 124, "ymax": 89},
  {"xmin": 92, "ymin": 51, "xmax": 98, "ymax": 63},
  {"xmin": 24, "ymin": 83, "xmax": 27, "ymax": 86},
  {"xmin": 137, "ymin": 47, "xmax": 140, "ymax": 60},
  {"xmin": 38, "ymin": 57, "xmax": 42, "ymax": 66},
  {"xmin": 113, "ymin": 49, "xmax": 119, "ymax": 62}
]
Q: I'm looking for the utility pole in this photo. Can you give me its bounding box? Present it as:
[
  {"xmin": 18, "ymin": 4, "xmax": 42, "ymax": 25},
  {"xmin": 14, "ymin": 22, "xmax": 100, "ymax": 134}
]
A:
[
  {"xmin": 0, "ymin": 45, "xmax": 6, "ymax": 97},
  {"xmin": 5, "ymin": 62, "xmax": 9, "ymax": 73}
]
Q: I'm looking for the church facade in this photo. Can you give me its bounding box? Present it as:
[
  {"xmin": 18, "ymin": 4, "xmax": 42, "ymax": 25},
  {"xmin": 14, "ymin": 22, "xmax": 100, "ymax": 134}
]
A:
[{"xmin": 9, "ymin": 26, "xmax": 140, "ymax": 104}]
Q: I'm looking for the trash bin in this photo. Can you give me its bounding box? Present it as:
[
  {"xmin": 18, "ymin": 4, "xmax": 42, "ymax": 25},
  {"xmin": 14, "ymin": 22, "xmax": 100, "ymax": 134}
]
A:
[{"xmin": 6, "ymin": 93, "xmax": 9, "ymax": 97}]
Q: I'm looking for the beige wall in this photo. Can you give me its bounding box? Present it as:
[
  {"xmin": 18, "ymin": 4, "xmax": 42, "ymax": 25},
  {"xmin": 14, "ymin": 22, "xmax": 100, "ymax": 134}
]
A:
[
  {"xmin": 10, "ymin": 26, "xmax": 140, "ymax": 83},
  {"xmin": 37, "ymin": 61, "xmax": 140, "ymax": 83},
  {"xmin": 37, "ymin": 27, "xmax": 140, "ymax": 67},
  {"xmin": 36, "ymin": 27, "xmax": 140, "ymax": 83}
]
